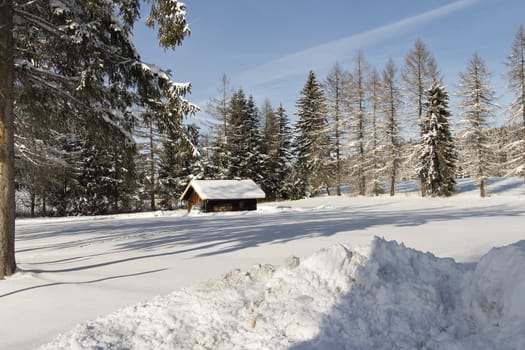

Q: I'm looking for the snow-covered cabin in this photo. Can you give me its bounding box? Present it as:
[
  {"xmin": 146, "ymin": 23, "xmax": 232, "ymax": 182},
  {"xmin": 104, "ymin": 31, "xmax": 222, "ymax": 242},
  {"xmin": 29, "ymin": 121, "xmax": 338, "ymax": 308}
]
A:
[{"xmin": 180, "ymin": 179, "xmax": 266, "ymax": 213}]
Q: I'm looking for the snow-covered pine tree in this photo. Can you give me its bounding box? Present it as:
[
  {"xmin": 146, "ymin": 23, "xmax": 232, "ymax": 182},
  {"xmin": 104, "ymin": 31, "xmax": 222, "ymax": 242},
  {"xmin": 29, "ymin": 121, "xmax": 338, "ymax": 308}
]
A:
[
  {"xmin": 402, "ymin": 39, "xmax": 441, "ymax": 196},
  {"xmin": 1, "ymin": 0, "xmax": 195, "ymax": 278},
  {"xmin": 347, "ymin": 52, "xmax": 369, "ymax": 196},
  {"xmin": 225, "ymin": 89, "xmax": 248, "ymax": 179},
  {"xmin": 381, "ymin": 58, "xmax": 403, "ymax": 196},
  {"xmin": 456, "ymin": 53, "xmax": 497, "ymax": 197},
  {"xmin": 158, "ymin": 124, "xmax": 201, "ymax": 210},
  {"xmin": 419, "ymin": 83, "xmax": 457, "ymax": 197},
  {"xmin": 293, "ymin": 70, "xmax": 330, "ymax": 198},
  {"xmin": 275, "ymin": 104, "xmax": 294, "ymax": 199},
  {"xmin": 505, "ymin": 24, "xmax": 525, "ymax": 182},
  {"xmin": 324, "ymin": 62, "xmax": 351, "ymax": 196},
  {"xmin": 366, "ymin": 67, "xmax": 385, "ymax": 196},
  {"xmin": 224, "ymin": 90, "xmax": 264, "ymax": 182},
  {"xmin": 243, "ymin": 95, "xmax": 265, "ymax": 182}
]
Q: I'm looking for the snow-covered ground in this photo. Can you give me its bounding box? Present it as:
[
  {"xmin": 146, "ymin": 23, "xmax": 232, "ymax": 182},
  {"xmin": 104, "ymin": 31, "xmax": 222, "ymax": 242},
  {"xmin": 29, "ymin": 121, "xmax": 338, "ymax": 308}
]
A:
[{"xmin": 1, "ymin": 178, "xmax": 524, "ymax": 349}]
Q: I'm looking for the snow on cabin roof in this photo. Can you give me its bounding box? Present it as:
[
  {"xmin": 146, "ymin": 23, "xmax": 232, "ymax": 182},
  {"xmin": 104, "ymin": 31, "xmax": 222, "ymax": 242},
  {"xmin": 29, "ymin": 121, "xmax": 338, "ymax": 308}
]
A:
[{"xmin": 181, "ymin": 179, "xmax": 266, "ymax": 201}]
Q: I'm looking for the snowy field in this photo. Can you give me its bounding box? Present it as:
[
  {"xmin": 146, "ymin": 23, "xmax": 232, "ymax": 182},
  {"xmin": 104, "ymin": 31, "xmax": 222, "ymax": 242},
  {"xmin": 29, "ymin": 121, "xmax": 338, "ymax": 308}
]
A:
[{"xmin": 1, "ymin": 178, "xmax": 524, "ymax": 349}]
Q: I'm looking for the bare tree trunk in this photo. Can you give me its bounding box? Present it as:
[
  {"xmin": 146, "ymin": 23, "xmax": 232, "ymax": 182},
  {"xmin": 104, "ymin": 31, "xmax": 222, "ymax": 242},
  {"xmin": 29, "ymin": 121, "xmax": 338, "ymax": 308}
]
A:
[
  {"xmin": 149, "ymin": 121, "xmax": 156, "ymax": 211},
  {"xmin": 0, "ymin": 0, "xmax": 17, "ymax": 279}
]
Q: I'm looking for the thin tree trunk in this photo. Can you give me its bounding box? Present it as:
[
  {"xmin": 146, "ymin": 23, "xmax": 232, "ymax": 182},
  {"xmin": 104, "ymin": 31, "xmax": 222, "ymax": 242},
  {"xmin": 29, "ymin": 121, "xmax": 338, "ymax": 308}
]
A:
[
  {"xmin": 0, "ymin": 0, "xmax": 17, "ymax": 278},
  {"xmin": 30, "ymin": 192, "xmax": 35, "ymax": 217},
  {"xmin": 42, "ymin": 192, "xmax": 47, "ymax": 216},
  {"xmin": 480, "ymin": 178, "xmax": 486, "ymax": 198},
  {"xmin": 149, "ymin": 121, "xmax": 156, "ymax": 211}
]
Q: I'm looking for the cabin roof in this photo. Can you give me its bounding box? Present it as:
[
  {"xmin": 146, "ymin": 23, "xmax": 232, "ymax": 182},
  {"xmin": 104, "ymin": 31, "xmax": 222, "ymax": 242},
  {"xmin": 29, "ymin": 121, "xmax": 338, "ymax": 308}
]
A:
[{"xmin": 180, "ymin": 179, "xmax": 266, "ymax": 201}]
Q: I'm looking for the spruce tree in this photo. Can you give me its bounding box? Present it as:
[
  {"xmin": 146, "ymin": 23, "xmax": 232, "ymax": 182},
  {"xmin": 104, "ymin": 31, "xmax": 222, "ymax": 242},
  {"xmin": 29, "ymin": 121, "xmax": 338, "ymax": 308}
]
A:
[
  {"xmin": 1, "ymin": 0, "xmax": 195, "ymax": 278},
  {"xmin": 293, "ymin": 71, "xmax": 329, "ymax": 198},
  {"xmin": 419, "ymin": 84, "xmax": 456, "ymax": 196},
  {"xmin": 224, "ymin": 90, "xmax": 264, "ymax": 182},
  {"xmin": 456, "ymin": 53, "xmax": 497, "ymax": 197},
  {"xmin": 275, "ymin": 104, "xmax": 294, "ymax": 199},
  {"xmin": 158, "ymin": 124, "xmax": 201, "ymax": 209},
  {"xmin": 243, "ymin": 95, "xmax": 264, "ymax": 182},
  {"xmin": 402, "ymin": 39, "xmax": 441, "ymax": 196},
  {"xmin": 225, "ymin": 89, "xmax": 248, "ymax": 179}
]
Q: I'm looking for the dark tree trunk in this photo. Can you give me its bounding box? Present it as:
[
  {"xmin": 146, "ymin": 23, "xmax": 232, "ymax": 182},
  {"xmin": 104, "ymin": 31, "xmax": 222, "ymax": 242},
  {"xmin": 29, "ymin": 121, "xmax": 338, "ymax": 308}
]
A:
[{"xmin": 0, "ymin": 0, "xmax": 17, "ymax": 279}]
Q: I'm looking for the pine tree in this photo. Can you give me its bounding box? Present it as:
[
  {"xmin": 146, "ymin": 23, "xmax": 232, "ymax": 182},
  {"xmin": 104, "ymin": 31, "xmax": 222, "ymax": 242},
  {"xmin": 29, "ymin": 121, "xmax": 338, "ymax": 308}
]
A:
[
  {"xmin": 381, "ymin": 58, "xmax": 403, "ymax": 196},
  {"xmin": 402, "ymin": 39, "xmax": 441, "ymax": 196},
  {"xmin": 293, "ymin": 71, "xmax": 329, "ymax": 198},
  {"xmin": 324, "ymin": 62, "xmax": 350, "ymax": 196},
  {"xmin": 456, "ymin": 53, "xmax": 497, "ymax": 197},
  {"xmin": 419, "ymin": 84, "xmax": 457, "ymax": 197},
  {"xmin": 505, "ymin": 24, "xmax": 525, "ymax": 182}
]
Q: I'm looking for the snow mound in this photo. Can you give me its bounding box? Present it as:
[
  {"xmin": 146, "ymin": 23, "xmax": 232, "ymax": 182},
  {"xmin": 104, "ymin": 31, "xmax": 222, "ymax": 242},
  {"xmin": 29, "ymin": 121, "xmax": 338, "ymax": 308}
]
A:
[{"xmin": 39, "ymin": 238, "xmax": 525, "ymax": 350}]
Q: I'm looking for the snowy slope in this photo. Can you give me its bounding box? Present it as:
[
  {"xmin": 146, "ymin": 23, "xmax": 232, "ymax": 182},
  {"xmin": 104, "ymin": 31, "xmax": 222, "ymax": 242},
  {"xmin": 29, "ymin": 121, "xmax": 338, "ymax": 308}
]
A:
[{"xmin": 1, "ymin": 178, "xmax": 524, "ymax": 349}]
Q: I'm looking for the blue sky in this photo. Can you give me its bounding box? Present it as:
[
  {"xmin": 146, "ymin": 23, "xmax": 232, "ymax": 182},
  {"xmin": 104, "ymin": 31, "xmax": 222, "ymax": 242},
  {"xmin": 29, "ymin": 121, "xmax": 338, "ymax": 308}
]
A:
[{"xmin": 133, "ymin": 0, "xmax": 525, "ymax": 128}]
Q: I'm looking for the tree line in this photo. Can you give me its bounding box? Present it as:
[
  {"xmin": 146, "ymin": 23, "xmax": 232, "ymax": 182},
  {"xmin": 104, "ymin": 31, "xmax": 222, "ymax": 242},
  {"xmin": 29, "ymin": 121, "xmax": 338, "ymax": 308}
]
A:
[
  {"xmin": 13, "ymin": 27, "xmax": 525, "ymax": 219},
  {"xmin": 200, "ymin": 28, "xmax": 525, "ymax": 200}
]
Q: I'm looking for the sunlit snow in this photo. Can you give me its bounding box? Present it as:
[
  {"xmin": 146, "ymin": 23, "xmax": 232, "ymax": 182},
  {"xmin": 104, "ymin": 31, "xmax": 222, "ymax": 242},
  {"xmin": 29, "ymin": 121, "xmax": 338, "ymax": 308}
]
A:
[{"xmin": 0, "ymin": 178, "xmax": 524, "ymax": 349}]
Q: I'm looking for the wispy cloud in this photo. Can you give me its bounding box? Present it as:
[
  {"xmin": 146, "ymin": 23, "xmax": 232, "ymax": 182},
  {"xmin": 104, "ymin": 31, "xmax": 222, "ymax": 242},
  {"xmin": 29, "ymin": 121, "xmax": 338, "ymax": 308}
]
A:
[{"xmin": 235, "ymin": 0, "xmax": 478, "ymax": 88}]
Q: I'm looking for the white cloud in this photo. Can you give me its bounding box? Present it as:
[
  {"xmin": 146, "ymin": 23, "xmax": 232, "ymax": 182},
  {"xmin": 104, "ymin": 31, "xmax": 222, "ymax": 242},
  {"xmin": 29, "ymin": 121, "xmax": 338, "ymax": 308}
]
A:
[{"xmin": 235, "ymin": 0, "xmax": 478, "ymax": 88}]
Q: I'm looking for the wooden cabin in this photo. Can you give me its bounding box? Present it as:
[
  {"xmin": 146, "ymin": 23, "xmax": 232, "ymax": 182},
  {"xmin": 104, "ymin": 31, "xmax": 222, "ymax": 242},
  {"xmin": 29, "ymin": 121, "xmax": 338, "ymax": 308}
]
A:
[{"xmin": 180, "ymin": 179, "xmax": 266, "ymax": 213}]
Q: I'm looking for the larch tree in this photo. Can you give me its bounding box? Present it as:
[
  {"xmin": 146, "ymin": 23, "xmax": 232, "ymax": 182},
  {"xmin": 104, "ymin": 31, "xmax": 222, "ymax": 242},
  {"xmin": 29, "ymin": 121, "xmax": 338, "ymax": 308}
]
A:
[
  {"xmin": 324, "ymin": 62, "xmax": 350, "ymax": 196},
  {"xmin": 366, "ymin": 67, "xmax": 385, "ymax": 196},
  {"xmin": 293, "ymin": 70, "xmax": 329, "ymax": 198},
  {"xmin": 260, "ymin": 99, "xmax": 280, "ymax": 200},
  {"xmin": 456, "ymin": 53, "xmax": 497, "ymax": 197},
  {"xmin": 419, "ymin": 83, "xmax": 457, "ymax": 197},
  {"xmin": 402, "ymin": 39, "xmax": 441, "ymax": 196},
  {"xmin": 206, "ymin": 74, "xmax": 232, "ymax": 179},
  {"xmin": 1, "ymin": 0, "xmax": 195, "ymax": 279},
  {"xmin": 505, "ymin": 24, "xmax": 525, "ymax": 182},
  {"xmin": 347, "ymin": 52, "xmax": 369, "ymax": 196},
  {"xmin": 381, "ymin": 58, "xmax": 403, "ymax": 196}
]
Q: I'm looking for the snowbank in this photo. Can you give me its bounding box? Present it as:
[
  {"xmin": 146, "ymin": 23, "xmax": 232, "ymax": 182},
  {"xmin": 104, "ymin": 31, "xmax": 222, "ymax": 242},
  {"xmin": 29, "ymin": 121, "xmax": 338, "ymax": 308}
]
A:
[{"xmin": 39, "ymin": 237, "xmax": 525, "ymax": 350}]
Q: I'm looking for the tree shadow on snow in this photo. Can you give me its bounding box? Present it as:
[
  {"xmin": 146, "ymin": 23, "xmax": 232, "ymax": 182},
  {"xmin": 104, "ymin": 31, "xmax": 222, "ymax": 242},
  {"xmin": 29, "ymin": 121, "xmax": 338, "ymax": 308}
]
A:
[{"xmin": 14, "ymin": 201, "xmax": 523, "ymax": 274}]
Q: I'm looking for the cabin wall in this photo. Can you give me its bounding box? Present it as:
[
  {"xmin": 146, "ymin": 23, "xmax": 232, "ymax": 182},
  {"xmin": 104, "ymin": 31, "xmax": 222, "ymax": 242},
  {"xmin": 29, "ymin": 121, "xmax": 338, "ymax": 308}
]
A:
[
  {"xmin": 204, "ymin": 199, "xmax": 257, "ymax": 213},
  {"xmin": 187, "ymin": 191, "xmax": 202, "ymax": 212}
]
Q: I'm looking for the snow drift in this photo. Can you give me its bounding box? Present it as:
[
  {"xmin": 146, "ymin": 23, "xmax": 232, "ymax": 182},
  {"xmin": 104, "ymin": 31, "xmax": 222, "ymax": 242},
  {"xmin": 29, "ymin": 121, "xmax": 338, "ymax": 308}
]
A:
[{"xmin": 39, "ymin": 237, "xmax": 525, "ymax": 350}]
